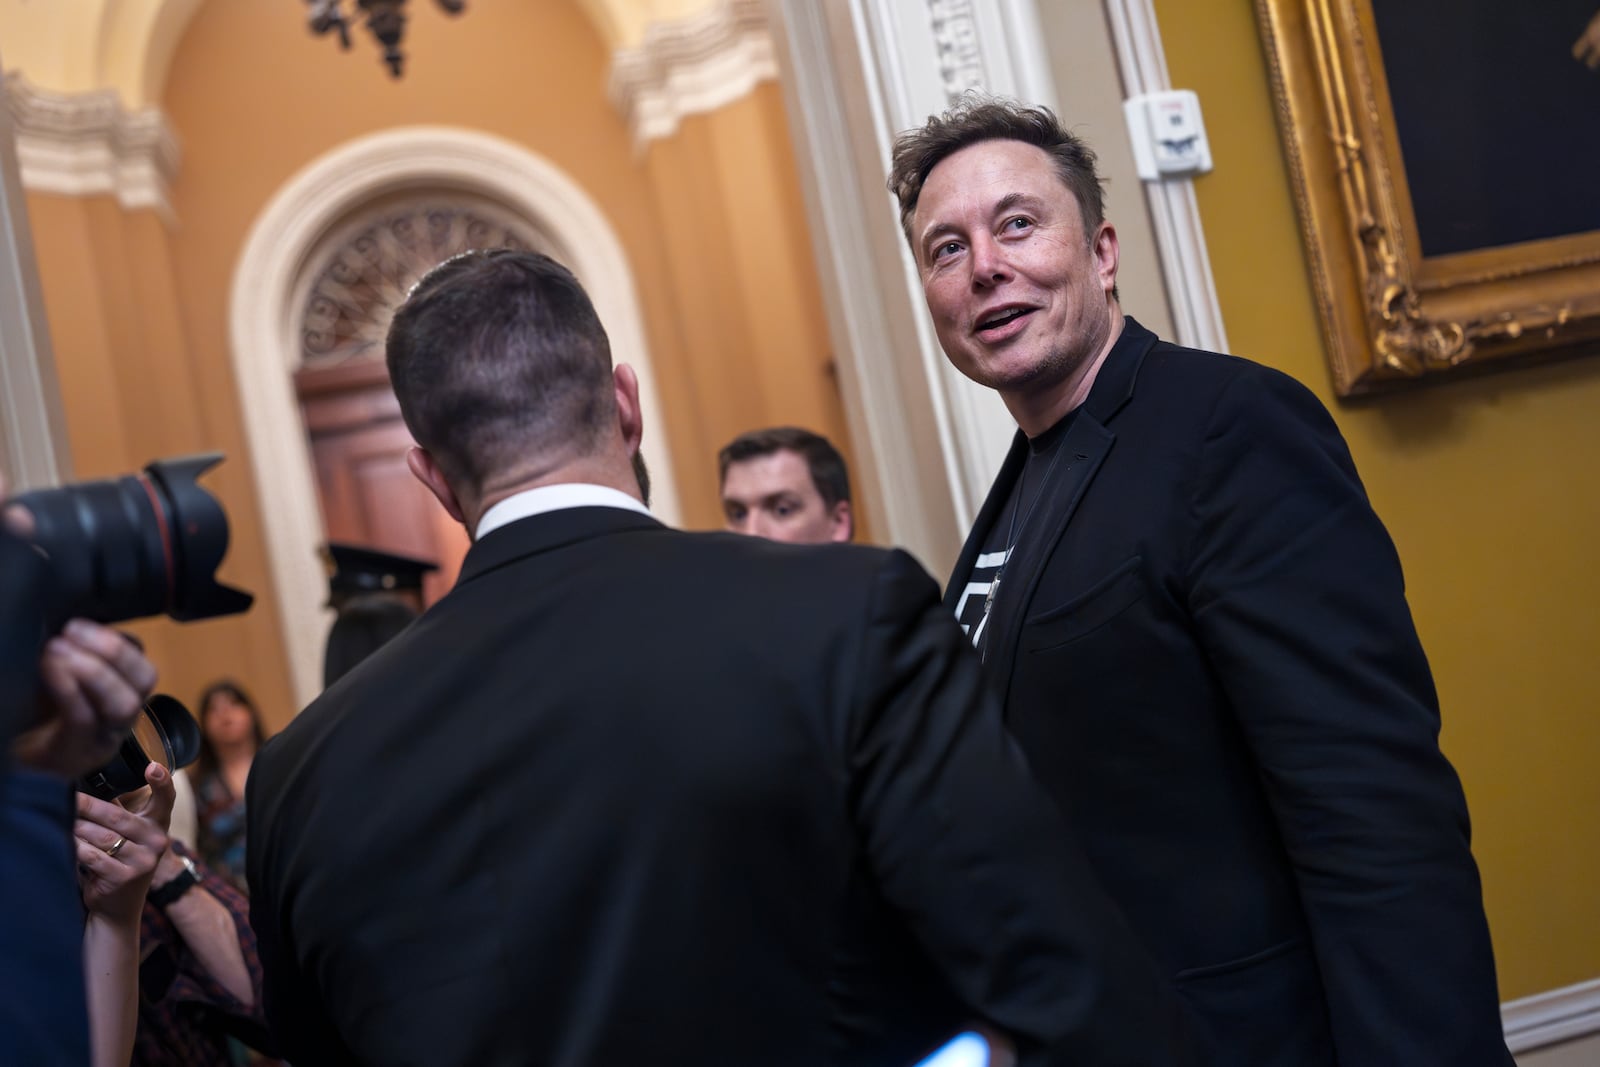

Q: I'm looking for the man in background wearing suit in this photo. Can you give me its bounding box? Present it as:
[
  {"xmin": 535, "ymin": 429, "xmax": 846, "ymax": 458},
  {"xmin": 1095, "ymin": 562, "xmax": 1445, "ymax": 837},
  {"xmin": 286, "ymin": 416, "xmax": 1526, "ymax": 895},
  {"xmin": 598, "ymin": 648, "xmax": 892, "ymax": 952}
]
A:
[
  {"xmin": 888, "ymin": 98, "xmax": 1512, "ymax": 1065},
  {"xmin": 718, "ymin": 425, "xmax": 854, "ymax": 544},
  {"xmin": 246, "ymin": 249, "xmax": 1201, "ymax": 1067}
]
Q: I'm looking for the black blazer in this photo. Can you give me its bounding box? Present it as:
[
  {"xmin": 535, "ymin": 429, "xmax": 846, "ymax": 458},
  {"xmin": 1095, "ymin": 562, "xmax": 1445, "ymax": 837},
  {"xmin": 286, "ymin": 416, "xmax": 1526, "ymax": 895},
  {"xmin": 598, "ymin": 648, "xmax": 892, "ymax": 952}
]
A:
[
  {"xmin": 248, "ymin": 507, "xmax": 1200, "ymax": 1067},
  {"xmin": 946, "ymin": 318, "xmax": 1512, "ymax": 1065}
]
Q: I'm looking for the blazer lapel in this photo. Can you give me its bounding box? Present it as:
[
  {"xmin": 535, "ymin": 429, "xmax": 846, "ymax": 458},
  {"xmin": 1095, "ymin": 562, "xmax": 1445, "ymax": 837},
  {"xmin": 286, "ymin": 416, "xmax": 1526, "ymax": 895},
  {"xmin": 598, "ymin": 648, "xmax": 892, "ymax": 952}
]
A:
[{"xmin": 981, "ymin": 317, "xmax": 1159, "ymax": 698}]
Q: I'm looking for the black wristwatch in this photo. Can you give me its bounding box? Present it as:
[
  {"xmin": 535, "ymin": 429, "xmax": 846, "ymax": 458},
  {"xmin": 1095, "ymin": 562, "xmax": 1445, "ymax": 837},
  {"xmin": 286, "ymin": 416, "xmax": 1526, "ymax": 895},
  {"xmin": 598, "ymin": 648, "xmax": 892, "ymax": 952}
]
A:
[{"xmin": 148, "ymin": 854, "xmax": 201, "ymax": 908}]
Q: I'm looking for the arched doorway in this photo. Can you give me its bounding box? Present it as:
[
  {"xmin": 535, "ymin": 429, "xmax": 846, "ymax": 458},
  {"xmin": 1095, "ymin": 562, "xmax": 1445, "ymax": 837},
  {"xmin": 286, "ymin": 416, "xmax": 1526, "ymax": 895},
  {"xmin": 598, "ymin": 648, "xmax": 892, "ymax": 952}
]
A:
[{"xmin": 230, "ymin": 126, "xmax": 678, "ymax": 707}]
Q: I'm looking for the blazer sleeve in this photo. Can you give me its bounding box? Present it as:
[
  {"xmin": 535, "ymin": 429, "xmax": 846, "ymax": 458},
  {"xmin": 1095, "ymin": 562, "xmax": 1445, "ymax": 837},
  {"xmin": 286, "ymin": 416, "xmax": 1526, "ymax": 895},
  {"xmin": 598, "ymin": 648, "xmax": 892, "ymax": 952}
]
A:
[
  {"xmin": 847, "ymin": 549, "xmax": 1204, "ymax": 1067},
  {"xmin": 1185, "ymin": 367, "xmax": 1512, "ymax": 1065},
  {"xmin": 247, "ymin": 750, "xmax": 356, "ymax": 1066}
]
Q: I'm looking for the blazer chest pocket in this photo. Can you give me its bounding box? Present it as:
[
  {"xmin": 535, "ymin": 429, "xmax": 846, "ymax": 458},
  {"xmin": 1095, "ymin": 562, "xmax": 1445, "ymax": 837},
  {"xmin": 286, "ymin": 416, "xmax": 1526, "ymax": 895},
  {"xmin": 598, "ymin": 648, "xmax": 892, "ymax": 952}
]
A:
[{"xmin": 1023, "ymin": 556, "xmax": 1145, "ymax": 653}]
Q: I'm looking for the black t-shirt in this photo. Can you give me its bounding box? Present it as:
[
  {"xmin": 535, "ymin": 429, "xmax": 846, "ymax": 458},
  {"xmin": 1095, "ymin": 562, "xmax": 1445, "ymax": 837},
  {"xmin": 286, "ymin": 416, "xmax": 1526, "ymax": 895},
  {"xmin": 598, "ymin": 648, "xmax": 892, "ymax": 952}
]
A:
[{"xmin": 952, "ymin": 408, "xmax": 1079, "ymax": 655}]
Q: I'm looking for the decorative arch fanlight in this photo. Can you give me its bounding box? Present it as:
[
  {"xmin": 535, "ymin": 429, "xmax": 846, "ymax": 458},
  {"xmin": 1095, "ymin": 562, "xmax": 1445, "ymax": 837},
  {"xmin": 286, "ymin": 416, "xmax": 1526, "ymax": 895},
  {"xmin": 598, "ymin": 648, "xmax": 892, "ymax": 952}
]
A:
[
  {"xmin": 298, "ymin": 196, "xmax": 547, "ymax": 370},
  {"xmin": 304, "ymin": 0, "xmax": 467, "ymax": 78}
]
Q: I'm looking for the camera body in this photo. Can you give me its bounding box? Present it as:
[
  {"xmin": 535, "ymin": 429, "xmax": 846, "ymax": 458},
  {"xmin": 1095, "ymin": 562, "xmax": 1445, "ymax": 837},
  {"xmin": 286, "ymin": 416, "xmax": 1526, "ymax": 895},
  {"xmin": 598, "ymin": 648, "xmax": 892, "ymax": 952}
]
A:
[{"xmin": 2, "ymin": 453, "xmax": 253, "ymax": 794}]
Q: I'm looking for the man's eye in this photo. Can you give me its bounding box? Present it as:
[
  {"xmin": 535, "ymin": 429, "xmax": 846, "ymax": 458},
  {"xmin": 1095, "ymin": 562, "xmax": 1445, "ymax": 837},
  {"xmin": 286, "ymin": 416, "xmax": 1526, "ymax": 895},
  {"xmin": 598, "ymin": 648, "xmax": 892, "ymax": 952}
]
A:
[
  {"xmin": 725, "ymin": 506, "xmax": 745, "ymax": 521},
  {"xmin": 1002, "ymin": 216, "xmax": 1032, "ymax": 233},
  {"xmin": 931, "ymin": 240, "xmax": 963, "ymax": 262}
]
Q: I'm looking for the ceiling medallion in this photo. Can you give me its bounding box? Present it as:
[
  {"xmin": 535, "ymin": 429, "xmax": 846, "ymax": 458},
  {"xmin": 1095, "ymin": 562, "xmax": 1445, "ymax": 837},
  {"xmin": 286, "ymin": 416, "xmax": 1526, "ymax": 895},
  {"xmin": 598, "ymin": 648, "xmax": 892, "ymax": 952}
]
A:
[{"xmin": 305, "ymin": 0, "xmax": 467, "ymax": 79}]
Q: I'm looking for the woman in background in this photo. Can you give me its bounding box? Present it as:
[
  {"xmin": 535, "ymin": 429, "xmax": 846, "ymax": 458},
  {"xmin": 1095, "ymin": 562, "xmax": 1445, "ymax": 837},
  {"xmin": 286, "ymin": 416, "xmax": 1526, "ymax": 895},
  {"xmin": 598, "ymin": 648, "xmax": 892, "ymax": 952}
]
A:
[{"xmin": 188, "ymin": 681, "xmax": 267, "ymax": 891}]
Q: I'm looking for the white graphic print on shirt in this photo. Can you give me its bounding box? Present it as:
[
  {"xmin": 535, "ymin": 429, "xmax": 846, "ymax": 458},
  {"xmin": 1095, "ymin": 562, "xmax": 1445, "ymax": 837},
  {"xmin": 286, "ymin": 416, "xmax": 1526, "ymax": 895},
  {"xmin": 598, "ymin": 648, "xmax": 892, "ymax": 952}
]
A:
[{"xmin": 954, "ymin": 547, "xmax": 1011, "ymax": 649}]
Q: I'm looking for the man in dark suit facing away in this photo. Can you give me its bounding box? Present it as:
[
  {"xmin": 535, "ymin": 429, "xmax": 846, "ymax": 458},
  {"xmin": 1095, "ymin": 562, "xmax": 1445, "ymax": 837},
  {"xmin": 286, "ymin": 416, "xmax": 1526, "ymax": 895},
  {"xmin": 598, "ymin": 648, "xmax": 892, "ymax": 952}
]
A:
[
  {"xmin": 245, "ymin": 249, "xmax": 1201, "ymax": 1067},
  {"xmin": 888, "ymin": 97, "xmax": 1512, "ymax": 1065}
]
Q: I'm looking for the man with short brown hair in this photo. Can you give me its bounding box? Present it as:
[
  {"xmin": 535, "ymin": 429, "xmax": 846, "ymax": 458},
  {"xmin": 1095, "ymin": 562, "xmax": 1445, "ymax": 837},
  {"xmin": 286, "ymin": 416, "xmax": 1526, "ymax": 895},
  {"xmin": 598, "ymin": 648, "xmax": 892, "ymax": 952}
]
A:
[
  {"xmin": 718, "ymin": 426, "xmax": 853, "ymax": 544},
  {"xmin": 890, "ymin": 97, "xmax": 1511, "ymax": 1065}
]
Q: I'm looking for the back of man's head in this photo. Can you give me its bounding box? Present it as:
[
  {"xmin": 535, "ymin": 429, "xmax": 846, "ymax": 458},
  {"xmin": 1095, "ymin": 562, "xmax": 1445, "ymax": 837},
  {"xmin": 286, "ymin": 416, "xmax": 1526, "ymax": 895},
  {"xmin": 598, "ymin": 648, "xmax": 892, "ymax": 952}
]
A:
[{"xmin": 386, "ymin": 249, "xmax": 615, "ymax": 496}]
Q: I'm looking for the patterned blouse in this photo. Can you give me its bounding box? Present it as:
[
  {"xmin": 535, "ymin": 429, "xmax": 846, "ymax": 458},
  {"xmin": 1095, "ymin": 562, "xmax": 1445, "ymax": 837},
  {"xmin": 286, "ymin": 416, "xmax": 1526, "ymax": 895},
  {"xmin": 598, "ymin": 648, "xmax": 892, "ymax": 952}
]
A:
[{"xmin": 192, "ymin": 770, "xmax": 249, "ymax": 893}]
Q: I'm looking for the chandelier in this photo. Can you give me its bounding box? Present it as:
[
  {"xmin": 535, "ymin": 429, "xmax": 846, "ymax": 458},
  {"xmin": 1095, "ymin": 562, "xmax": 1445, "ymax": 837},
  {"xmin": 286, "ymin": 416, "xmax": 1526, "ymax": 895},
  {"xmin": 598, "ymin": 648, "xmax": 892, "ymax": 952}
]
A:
[{"xmin": 306, "ymin": 0, "xmax": 467, "ymax": 79}]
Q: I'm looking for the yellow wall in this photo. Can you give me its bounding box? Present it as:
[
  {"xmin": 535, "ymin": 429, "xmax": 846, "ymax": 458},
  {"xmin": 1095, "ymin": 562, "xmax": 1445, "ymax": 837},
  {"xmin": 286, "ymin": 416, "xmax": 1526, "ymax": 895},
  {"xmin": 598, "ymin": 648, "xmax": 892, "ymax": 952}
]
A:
[
  {"xmin": 641, "ymin": 83, "xmax": 870, "ymax": 538},
  {"xmin": 1152, "ymin": 0, "xmax": 1600, "ymax": 999},
  {"xmin": 155, "ymin": 0, "xmax": 851, "ymax": 535},
  {"xmin": 24, "ymin": 192, "xmax": 295, "ymax": 731},
  {"xmin": 11, "ymin": 0, "xmax": 858, "ymax": 729}
]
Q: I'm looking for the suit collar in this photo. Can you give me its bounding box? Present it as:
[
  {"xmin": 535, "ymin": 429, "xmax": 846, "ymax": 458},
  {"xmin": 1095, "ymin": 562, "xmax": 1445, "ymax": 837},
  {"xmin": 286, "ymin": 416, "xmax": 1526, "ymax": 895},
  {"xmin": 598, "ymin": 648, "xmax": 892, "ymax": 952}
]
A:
[
  {"xmin": 456, "ymin": 507, "xmax": 664, "ymax": 588},
  {"xmin": 475, "ymin": 483, "xmax": 652, "ymax": 540},
  {"xmin": 1082, "ymin": 315, "xmax": 1157, "ymax": 424},
  {"xmin": 944, "ymin": 316, "xmax": 1160, "ymax": 691}
]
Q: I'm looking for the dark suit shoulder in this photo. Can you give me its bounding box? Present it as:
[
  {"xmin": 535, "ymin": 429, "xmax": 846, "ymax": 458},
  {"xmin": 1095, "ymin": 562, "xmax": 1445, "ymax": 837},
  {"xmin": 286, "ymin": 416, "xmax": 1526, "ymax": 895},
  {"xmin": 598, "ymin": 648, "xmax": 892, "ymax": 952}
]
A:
[{"xmin": 1138, "ymin": 337, "xmax": 1317, "ymax": 405}]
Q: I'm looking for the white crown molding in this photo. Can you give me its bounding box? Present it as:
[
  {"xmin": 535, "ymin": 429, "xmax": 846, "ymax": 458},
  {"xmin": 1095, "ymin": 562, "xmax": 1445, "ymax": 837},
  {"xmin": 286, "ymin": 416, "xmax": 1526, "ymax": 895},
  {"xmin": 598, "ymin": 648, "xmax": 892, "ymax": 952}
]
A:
[
  {"xmin": 608, "ymin": 0, "xmax": 778, "ymax": 148},
  {"xmin": 1503, "ymin": 977, "xmax": 1600, "ymax": 1053},
  {"xmin": 3, "ymin": 73, "xmax": 180, "ymax": 224}
]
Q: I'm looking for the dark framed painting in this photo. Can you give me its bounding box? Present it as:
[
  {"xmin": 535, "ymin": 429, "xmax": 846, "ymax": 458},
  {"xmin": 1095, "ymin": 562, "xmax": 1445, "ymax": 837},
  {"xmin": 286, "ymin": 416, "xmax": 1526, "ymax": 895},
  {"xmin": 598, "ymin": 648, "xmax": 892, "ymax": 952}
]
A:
[{"xmin": 1257, "ymin": 0, "xmax": 1600, "ymax": 396}]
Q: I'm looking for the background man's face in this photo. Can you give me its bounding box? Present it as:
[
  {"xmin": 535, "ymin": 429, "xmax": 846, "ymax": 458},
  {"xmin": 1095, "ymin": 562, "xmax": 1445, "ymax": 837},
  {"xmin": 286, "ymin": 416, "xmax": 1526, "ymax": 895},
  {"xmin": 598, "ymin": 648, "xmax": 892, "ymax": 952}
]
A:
[
  {"xmin": 910, "ymin": 139, "xmax": 1118, "ymax": 403},
  {"xmin": 721, "ymin": 450, "xmax": 850, "ymax": 544}
]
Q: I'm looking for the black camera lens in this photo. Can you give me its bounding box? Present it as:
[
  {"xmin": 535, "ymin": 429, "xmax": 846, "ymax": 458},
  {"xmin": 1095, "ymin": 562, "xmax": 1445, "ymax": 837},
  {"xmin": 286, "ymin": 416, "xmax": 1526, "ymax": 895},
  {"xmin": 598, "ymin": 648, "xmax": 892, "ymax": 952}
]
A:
[
  {"xmin": 77, "ymin": 694, "xmax": 202, "ymax": 801},
  {"xmin": 11, "ymin": 453, "xmax": 253, "ymax": 627}
]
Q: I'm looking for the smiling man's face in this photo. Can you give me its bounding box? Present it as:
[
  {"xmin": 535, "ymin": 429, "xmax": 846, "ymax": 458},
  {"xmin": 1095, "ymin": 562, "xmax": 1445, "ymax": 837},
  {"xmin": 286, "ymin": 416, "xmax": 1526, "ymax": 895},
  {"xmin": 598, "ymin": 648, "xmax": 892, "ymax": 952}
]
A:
[{"xmin": 911, "ymin": 138, "xmax": 1120, "ymax": 423}]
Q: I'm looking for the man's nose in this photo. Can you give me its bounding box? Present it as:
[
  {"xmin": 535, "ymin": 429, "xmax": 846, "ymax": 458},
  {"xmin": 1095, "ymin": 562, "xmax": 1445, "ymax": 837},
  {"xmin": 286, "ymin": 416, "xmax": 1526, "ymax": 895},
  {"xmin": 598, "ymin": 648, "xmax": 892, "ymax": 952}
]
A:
[{"xmin": 969, "ymin": 234, "xmax": 1010, "ymax": 287}]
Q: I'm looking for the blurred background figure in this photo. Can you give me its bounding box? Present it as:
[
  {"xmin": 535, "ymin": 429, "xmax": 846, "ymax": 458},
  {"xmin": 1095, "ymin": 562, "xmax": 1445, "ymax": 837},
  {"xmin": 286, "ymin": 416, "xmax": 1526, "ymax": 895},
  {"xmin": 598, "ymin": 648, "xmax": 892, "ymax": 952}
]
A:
[
  {"xmin": 718, "ymin": 427, "xmax": 853, "ymax": 544},
  {"xmin": 188, "ymin": 681, "xmax": 268, "ymax": 892},
  {"xmin": 320, "ymin": 543, "xmax": 438, "ymax": 688}
]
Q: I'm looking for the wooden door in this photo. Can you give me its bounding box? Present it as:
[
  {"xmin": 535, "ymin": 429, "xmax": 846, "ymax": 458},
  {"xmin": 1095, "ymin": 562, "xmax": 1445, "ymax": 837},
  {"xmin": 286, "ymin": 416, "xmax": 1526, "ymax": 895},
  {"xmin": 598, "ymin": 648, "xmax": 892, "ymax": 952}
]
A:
[{"xmin": 296, "ymin": 359, "xmax": 468, "ymax": 606}]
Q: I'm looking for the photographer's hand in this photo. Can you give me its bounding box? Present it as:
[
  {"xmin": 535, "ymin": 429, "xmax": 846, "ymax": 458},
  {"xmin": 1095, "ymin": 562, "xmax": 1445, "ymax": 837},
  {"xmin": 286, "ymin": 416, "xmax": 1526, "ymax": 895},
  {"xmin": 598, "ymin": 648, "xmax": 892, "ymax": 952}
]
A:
[
  {"xmin": 75, "ymin": 762, "xmax": 175, "ymax": 921},
  {"xmin": 11, "ymin": 620, "xmax": 157, "ymax": 778}
]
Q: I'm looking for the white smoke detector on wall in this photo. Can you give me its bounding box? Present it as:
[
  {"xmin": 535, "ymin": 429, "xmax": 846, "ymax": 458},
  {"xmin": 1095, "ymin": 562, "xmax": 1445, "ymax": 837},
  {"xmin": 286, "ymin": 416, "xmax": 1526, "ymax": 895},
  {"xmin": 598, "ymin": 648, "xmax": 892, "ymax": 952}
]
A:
[{"xmin": 1124, "ymin": 89, "xmax": 1213, "ymax": 181}]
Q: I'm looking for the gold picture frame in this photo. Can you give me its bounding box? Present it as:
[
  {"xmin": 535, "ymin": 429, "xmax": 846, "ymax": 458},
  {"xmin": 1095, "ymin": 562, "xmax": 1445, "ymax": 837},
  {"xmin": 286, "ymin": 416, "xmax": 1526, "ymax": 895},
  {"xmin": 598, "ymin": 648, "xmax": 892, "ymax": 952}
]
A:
[{"xmin": 1256, "ymin": 0, "xmax": 1600, "ymax": 396}]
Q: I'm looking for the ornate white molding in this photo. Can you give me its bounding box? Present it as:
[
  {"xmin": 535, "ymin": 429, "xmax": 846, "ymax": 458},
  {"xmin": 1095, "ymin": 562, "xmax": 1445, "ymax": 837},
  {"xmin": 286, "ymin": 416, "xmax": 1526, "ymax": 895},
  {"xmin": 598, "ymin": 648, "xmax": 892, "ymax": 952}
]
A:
[
  {"xmin": 1104, "ymin": 0, "xmax": 1228, "ymax": 354},
  {"xmin": 608, "ymin": 0, "xmax": 778, "ymax": 147},
  {"xmin": 929, "ymin": 0, "xmax": 985, "ymax": 100},
  {"xmin": 1503, "ymin": 977, "xmax": 1600, "ymax": 1054},
  {"xmin": 3, "ymin": 73, "xmax": 180, "ymax": 224},
  {"xmin": 230, "ymin": 126, "xmax": 680, "ymax": 710}
]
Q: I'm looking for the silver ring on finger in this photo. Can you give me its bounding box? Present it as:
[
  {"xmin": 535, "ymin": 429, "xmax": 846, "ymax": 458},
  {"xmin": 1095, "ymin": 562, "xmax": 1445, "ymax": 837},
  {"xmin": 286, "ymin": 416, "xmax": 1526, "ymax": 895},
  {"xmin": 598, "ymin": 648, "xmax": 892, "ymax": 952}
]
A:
[{"xmin": 105, "ymin": 835, "xmax": 127, "ymax": 858}]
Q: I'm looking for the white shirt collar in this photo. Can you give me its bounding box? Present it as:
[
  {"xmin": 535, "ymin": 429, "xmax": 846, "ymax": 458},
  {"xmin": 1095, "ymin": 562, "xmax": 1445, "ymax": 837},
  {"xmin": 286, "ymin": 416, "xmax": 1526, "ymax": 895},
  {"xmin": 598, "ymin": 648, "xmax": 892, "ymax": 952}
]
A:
[{"xmin": 475, "ymin": 483, "xmax": 653, "ymax": 541}]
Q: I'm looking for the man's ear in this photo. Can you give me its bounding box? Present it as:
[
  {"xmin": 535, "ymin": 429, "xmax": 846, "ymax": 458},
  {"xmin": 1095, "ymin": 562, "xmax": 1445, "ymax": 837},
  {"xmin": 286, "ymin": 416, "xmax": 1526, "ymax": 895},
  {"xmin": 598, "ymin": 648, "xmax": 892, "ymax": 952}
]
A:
[
  {"xmin": 1092, "ymin": 221, "xmax": 1121, "ymax": 296},
  {"xmin": 406, "ymin": 447, "xmax": 466, "ymax": 526},
  {"xmin": 613, "ymin": 364, "xmax": 644, "ymax": 454},
  {"xmin": 830, "ymin": 500, "xmax": 854, "ymax": 543}
]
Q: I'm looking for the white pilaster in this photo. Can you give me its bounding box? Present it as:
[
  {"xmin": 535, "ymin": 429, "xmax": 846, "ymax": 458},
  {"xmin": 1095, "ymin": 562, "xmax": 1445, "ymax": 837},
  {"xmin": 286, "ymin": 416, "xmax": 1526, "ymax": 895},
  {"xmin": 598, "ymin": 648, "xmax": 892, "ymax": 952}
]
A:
[{"xmin": 1104, "ymin": 0, "xmax": 1228, "ymax": 353}]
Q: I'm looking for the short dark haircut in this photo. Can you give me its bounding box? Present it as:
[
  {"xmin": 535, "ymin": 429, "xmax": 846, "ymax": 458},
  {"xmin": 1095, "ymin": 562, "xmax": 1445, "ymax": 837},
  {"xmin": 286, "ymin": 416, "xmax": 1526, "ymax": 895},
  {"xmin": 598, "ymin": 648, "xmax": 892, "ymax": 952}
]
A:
[
  {"xmin": 323, "ymin": 594, "xmax": 420, "ymax": 689},
  {"xmin": 887, "ymin": 96, "xmax": 1108, "ymax": 249},
  {"xmin": 718, "ymin": 427, "xmax": 851, "ymax": 509},
  {"xmin": 386, "ymin": 249, "xmax": 615, "ymax": 494}
]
